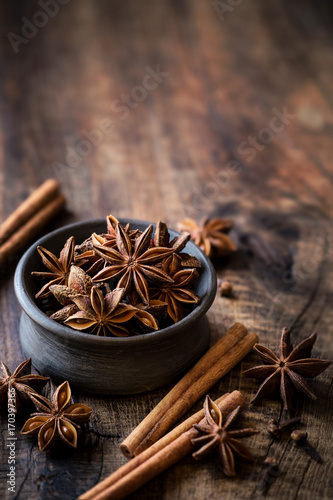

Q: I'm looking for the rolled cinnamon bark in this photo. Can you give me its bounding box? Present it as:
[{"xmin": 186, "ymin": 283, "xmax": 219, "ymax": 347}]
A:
[
  {"xmin": 0, "ymin": 179, "xmax": 60, "ymax": 246},
  {"xmin": 0, "ymin": 194, "xmax": 66, "ymax": 266},
  {"xmin": 86, "ymin": 391, "xmax": 245, "ymax": 500},
  {"xmin": 80, "ymin": 391, "xmax": 245, "ymax": 500},
  {"xmin": 120, "ymin": 323, "xmax": 257, "ymax": 458}
]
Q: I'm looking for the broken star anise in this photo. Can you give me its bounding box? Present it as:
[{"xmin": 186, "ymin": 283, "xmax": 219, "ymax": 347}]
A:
[
  {"xmin": 21, "ymin": 381, "xmax": 92, "ymax": 451},
  {"xmin": 150, "ymin": 254, "xmax": 200, "ymax": 322},
  {"xmin": 191, "ymin": 396, "xmax": 258, "ymax": 477},
  {"xmin": 32, "ymin": 236, "xmax": 75, "ymax": 299},
  {"xmin": 65, "ymin": 286, "xmax": 143, "ymax": 337},
  {"xmin": 92, "ymin": 222, "xmax": 173, "ymax": 304},
  {"xmin": 127, "ymin": 292, "xmax": 165, "ymax": 333},
  {"xmin": 178, "ymin": 217, "xmax": 236, "ymax": 258},
  {"xmin": 154, "ymin": 220, "xmax": 201, "ymax": 268},
  {"xmin": 104, "ymin": 214, "xmax": 141, "ymax": 246},
  {"xmin": 242, "ymin": 327, "xmax": 331, "ymax": 411},
  {"xmin": 49, "ymin": 266, "xmax": 92, "ymax": 322},
  {"xmin": 0, "ymin": 358, "xmax": 49, "ymax": 413}
]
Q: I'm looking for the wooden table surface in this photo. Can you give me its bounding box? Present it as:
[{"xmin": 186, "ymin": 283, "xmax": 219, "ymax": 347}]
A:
[{"xmin": 1, "ymin": 1, "xmax": 332, "ymax": 499}]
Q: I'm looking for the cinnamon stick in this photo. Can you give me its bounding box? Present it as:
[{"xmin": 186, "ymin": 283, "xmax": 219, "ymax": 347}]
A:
[
  {"xmin": 84, "ymin": 391, "xmax": 245, "ymax": 500},
  {"xmin": 0, "ymin": 179, "xmax": 60, "ymax": 246},
  {"xmin": 120, "ymin": 323, "xmax": 258, "ymax": 458},
  {"xmin": 0, "ymin": 194, "xmax": 66, "ymax": 266},
  {"xmin": 80, "ymin": 391, "xmax": 244, "ymax": 500}
]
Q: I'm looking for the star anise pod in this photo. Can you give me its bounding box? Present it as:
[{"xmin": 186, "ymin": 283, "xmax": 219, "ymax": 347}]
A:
[
  {"xmin": 50, "ymin": 266, "xmax": 92, "ymax": 305},
  {"xmin": 178, "ymin": 217, "xmax": 236, "ymax": 258},
  {"xmin": 49, "ymin": 266, "xmax": 92, "ymax": 322},
  {"xmin": 91, "ymin": 223, "xmax": 173, "ymax": 304},
  {"xmin": 154, "ymin": 221, "xmax": 187, "ymax": 249},
  {"xmin": 74, "ymin": 240, "xmax": 105, "ymax": 276},
  {"xmin": 32, "ymin": 236, "xmax": 75, "ymax": 299},
  {"xmin": 0, "ymin": 359, "xmax": 49, "ymax": 412},
  {"xmin": 74, "ymin": 215, "xmax": 141, "ymax": 275},
  {"xmin": 154, "ymin": 221, "xmax": 201, "ymax": 268},
  {"xmin": 242, "ymin": 328, "xmax": 331, "ymax": 411},
  {"xmin": 131, "ymin": 306, "xmax": 159, "ymax": 333},
  {"xmin": 65, "ymin": 286, "xmax": 140, "ymax": 337},
  {"xmin": 191, "ymin": 396, "xmax": 258, "ymax": 476},
  {"xmin": 48, "ymin": 303, "xmax": 79, "ymax": 323},
  {"xmin": 21, "ymin": 381, "xmax": 92, "ymax": 451},
  {"xmin": 135, "ymin": 299, "xmax": 168, "ymax": 323},
  {"xmin": 66, "ymin": 264, "xmax": 92, "ymax": 294},
  {"xmin": 104, "ymin": 214, "xmax": 141, "ymax": 245},
  {"xmin": 150, "ymin": 254, "xmax": 200, "ymax": 322},
  {"xmin": 127, "ymin": 293, "xmax": 166, "ymax": 333}
]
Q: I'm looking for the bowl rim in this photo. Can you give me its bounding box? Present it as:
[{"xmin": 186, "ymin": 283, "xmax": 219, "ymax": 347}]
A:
[{"xmin": 14, "ymin": 218, "xmax": 217, "ymax": 345}]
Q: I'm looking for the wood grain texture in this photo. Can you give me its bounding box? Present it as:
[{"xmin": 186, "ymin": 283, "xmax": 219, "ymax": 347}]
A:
[{"xmin": 0, "ymin": 0, "xmax": 332, "ymax": 499}]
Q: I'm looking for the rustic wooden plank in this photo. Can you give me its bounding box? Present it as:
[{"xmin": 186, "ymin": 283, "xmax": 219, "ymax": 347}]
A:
[{"xmin": 0, "ymin": 0, "xmax": 332, "ymax": 499}]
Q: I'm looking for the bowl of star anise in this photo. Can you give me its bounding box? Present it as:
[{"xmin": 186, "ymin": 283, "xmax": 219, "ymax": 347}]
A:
[{"xmin": 14, "ymin": 215, "xmax": 216, "ymax": 395}]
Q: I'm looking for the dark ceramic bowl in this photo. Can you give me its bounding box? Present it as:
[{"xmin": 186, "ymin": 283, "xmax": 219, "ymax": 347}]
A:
[{"xmin": 14, "ymin": 219, "xmax": 216, "ymax": 395}]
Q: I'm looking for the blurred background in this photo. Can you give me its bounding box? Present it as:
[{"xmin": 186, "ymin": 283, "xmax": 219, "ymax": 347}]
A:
[{"xmin": 1, "ymin": 0, "xmax": 332, "ymax": 229}]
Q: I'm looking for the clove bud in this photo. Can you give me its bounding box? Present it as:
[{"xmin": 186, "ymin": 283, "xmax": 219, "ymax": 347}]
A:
[
  {"xmin": 259, "ymin": 456, "xmax": 281, "ymax": 494},
  {"xmin": 267, "ymin": 417, "xmax": 301, "ymax": 439},
  {"xmin": 291, "ymin": 430, "xmax": 322, "ymax": 463}
]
